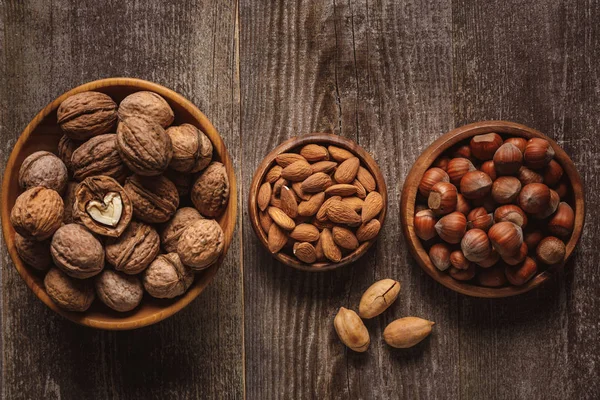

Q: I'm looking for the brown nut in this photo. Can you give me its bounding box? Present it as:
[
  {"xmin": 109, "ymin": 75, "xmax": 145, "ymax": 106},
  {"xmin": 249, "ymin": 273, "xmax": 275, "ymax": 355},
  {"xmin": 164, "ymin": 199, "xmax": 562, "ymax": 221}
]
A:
[
  {"xmin": 480, "ymin": 161, "xmax": 497, "ymax": 181},
  {"xmin": 355, "ymin": 219, "xmax": 381, "ymax": 242},
  {"xmin": 450, "ymin": 250, "xmax": 472, "ymax": 270},
  {"xmin": 383, "ymin": 317, "xmax": 435, "ymax": 349},
  {"xmin": 456, "ymin": 194, "xmax": 472, "ymax": 215},
  {"xmin": 548, "ymin": 202, "xmax": 575, "ymax": 238},
  {"xmin": 191, "ymin": 161, "xmax": 230, "ymax": 218},
  {"xmin": 118, "ymin": 91, "xmax": 174, "ymax": 128},
  {"xmin": 505, "ymin": 257, "xmax": 538, "ymax": 286},
  {"xmin": 477, "ymin": 249, "xmax": 501, "ymax": 268},
  {"xmin": 334, "ymin": 157, "xmax": 360, "ymax": 184},
  {"xmin": 452, "ymin": 144, "xmax": 473, "ymax": 160},
  {"xmin": 461, "ymin": 228, "xmax": 491, "ymax": 263},
  {"xmin": 518, "ymin": 183, "xmax": 550, "ymax": 214},
  {"xmin": 71, "ymin": 134, "xmax": 129, "ymax": 183},
  {"xmin": 555, "ymin": 179, "xmax": 569, "ymax": 199},
  {"xmin": 466, "ymin": 207, "xmax": 494, "ymax": 232},
  {"xmin": 434, "ymin": 211, "xmax": 467, "ymax": 244},
  {"xmin": 543, "ymin": 160, "xmax": 563, "ymax": 187},
  {"xmin": 10, "ymin": 187, "xmax": 63, "ymax": 241},
  {"xmin": 293, "ymin": 242, "xmax": 317, "ymax": 263},
  {"xmin": 494, "ymin": 205, "xmax": 528, "ymax": 228},
  {"xmin": 470, "ymin": 133, "xmax": 503, "ymax": 160},
  {"xmin": 163, "ymin": 169, "xmax": 192, "ymax": 197},
  {"xmin": 418, "ymin": 167, "xmax": 450, "ymax": 197},
  {"xmin": 449, "ymin": 263, "xmax": 476, "ymax": 281},
  {"xmin": 524, "ymin": 138, "xmax": 555, "ymax": 169},
  {"xmin": 517, "ymin": 166, "xmax": 543, "ymax": 186},
  {"xmin": 50, "ymin": 224, "xmax": 104, "ymax": 279},
  {"xmin": 477, "ymin": 265, "xmax": 508, "ymax": 287},
  {"xmin": 44, "ymin": 268, "xmax": 95, "ymax": 312},
  {"xmin": 356, "ymin": 167, "xmax": 376, "ymax": 192},
  {"xmin": 95, "ymin": 270, "xmax": 143, "ymax": 312},
  {"xmin": 166, "ymin": 124, "xmax": 213, "ymax": 173},
  {"xmin": 491, "ymin": 176, "xmax": 522, "ymax": 204},
  {"xmin": 446, "ymin": 158, "xmax": 476, "ymax": 185},
  {"xmin": 533, "ymin": 189, "xmax": 559, "ymax": 219},
  {"xmin": 18, "ymin": 151, "xmax": 68, "ymax": 194},
  {"xmin": 160, "ymin": 207, "xmax": 204, "ymax": 253},
  {"xmin": 177, "ymin": 219, "xmax": 224, "ymax": 270},
  {"xmin": 105, "ymin": 221, "xmax": 160, "ymax": 274},
  {"xmin": 58, "ymin": 135, "xmax": 82, "ymax": 174},
  {"xmin": 124, "ymin": 174, "xmax": 179, "ymax": 223},
  {"xmin": 358, "ymin": 279, "xmax": 401, "ymax": 319},
  {"xmin": 504, "ymin": 137, "xmax": 527, "ymax": 153},
  {"xmin": 502, "ymin": 242, "xmax": 528, "ymax": 266},
  {"xmin": 493, "ymin": 143, "xmax": 523, "ymax": 175},
  {"xmin": 300, "ymin": 144, "xmax": 329, "ymax": 162},
  {"xmin": 414, "ymin": 209, "xmax": 437, "ymax": 241},
  {"xmin": 432, "ymin": 156, "xmax": 450, "ymax": 171},
  {"xmin": 57, "ymin": 91, "xmax": 117, "ymax": 140},
  {"xmin": 536, "ymin": 236, "xmax": 566, "ymax": 265},
  {"xmin": 14, "ymin": 233, "xmax": 51, "ymax": 271},
  {"xmin": 334, "ymin": 307, "xmax": 370, "ymax": 352},
  {"xmin": 75, "ymin": 176, "xmax": 133, "ymax": 237},
  {"xmin": 429, "ymin": 243, "xmax": 452, "ymax": 271},
  {"xmin": 62, "ymin": 182, "xmax": 79, "ymax": 224},
  {"xmin": 428, "ymin": 182, "xmax": 457, "ymax": 215},
  {"xmin": 143, "ymin": 253, "xmax": 194, "ymax": 299},
  {"xmin": 488, "ymin": 221, "xmax": 523, "ymax": 258},
  {"xmin": 460, "ymin": 171, "xmax": 493, "ymax": 200},
  {"xmin": 524, "ymin": 229, "xmax": 544, "ymax": 249},
  {"xmin": 332, "ymin": 226, "xmax": 359, "ymax": 250}
]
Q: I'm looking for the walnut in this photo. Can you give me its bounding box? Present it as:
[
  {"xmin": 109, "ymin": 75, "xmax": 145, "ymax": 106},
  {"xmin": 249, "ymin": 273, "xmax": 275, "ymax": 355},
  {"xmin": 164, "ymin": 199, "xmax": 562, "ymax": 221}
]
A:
[
  {"xmin": 58, "ymin": 135, "xmax": 82, "ymax": 175},
  {"xmin": 14, "ymin": 233, "xmax": 51, "ymax": 271},
  {"xmin": 166, "ymin": 124, "xmax": 213, "ymax": 173},
  {"xmin": 118, "ymin": 91, "xmax": 174, "ymax": 128},
  {"xmin": 74, "ymin": 176, "xmax": 133, "ymax": 237},
  {"xmin": 124, "ymin": 175, "xmax": 179, "ymax": 223},
  {"xmin": 57, "ymin": 91, "xmax": 117, "ymax": 140},
  {"xmin": 191, "ymin": 161, "xmax": 229, "ymax": 217},
  {"xmin": 71, "ymin": 134, "xmax": 129, "ymax": 183},
  {"xmin": 18, "ymin": 151, "xmax": 68, "ymax": 194},
  {"xmin": 143, "ymin": 253, "xmax": 194, "ymax": 299},
  {"xmin": 50, "ymin": 223, "xmax": 105, "ymax": 279},
  {"xmin": 62, "ymin": 182, "xmax": 79, "ymax": 224},
  {"xmin": 105, "ymin": 221, "xmax": 160, "ymax": 274},
  {"xmin": 44, "ymin": 268, "xmax": 95, "ymax": 312},
  {"xmin": 10, "ymin": 187, "xmax": 63, "ymax": 240},
  {"xmin": 116, "ymin": 117, "xmax": 173, "ymax": 176},
  {"xmin": 177, "ymin": 219, "xmax": 224, "ymax": 270},
  {"xmin": 95, "ymin": 270, "xmax": 143, "ymax": 312},
  {"xmin": 164, "ymin": 169, "xmax": 192, "ymax": 197},
  {"xmin": 160, "ymin": 207, "xmax": 203, "ymax": 253}
]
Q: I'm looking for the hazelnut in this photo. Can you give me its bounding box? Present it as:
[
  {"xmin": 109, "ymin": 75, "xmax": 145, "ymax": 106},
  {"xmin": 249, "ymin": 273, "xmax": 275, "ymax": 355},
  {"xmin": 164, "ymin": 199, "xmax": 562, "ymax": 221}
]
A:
[
  {"xmin": 191, "ymin": 161, "xmax": 230, "ymax": 218},
  {"xmin": 418, "ymin": 167, "xmax": 449, "ymax": 197},
  {"xmin": 414, "ymin": 209, "xmax": 437, "ymax": 241},
  {"xmin": 460, "ymin": 171, "xmax": 492, "ymax": 200},
  {"xmin": 477, "ymin": 249, "xmax": 500, "ymax": 268},
  {"xmin": 58, "ymin": 135, "xmax": 82, "ymax": 174},
  {"xmin": 18, "ymin": 151, "xmax": 68, "ymax": 194},
  {"xmin": 177, "ymin": 219, "xmax": 224, "ymax": 270},
  {"xmin": 533, "ymin": 189, "xmax": 559, "ymax": 219},
  {"xmin": 461, "ymin": 228, "xmax": 491, "ymax": 262},
  {"xmin": 477, "ymin": 265, "xmax": 507, "ymax": 287},
  {"xmin": 428, "ymin": 182, "xmax": 458, "ymax": 215},
  {"xmin": 524, "ymin": 229, "xmax": 544, "ymax": 249},
  {"xmin": 163, "ymin": 169, "xmax": 192, "ymax": 197},
  {"xmin": 518, "ymin": 183, "xmax": 550, "ymax": 214},
  {"xmin": 517, "ymin": 166, "xmax": 543, "ymax": 186},
  {"xmin": 494, "ymin": 205, "xmax": 528, "ymax": 228},
  {"xmin": 446, "ymin": 158, "xmax": 476, "ymax": 185},
  {"xmin": 555, "ymin": 179, "xmax": 569, "ymax": 199},
  {"xmin": 452, "ymin": 144, "xmax": 472, "ymax": 160},
  {"xmin": 505, "ymin": 257, "xmax": 538, "ymax": 286},
  {"xmin": 57, "ymin": 91, "xmax": 117, "ymax": 140},
  {"xmin": 449, "ymin": 263, "xmax": 476, "ymax": 281},
  {"xmin": 493, "ymin": 143, "xmax": 523, "ymax": 175},
  {"xmin": 488, "ymin": 221, "xmax": 523, "ymax": 257},
  {"xmin": 434, "ymin": 211, "xmax": 467, "ymax": 244},
  {"xmin": 10, "ymin": 187, "xmax": 63, "ymax": 241},
  {"xmin": 44, "ymin": 268, "xmax": 95, "ymax": 312},
  {"xmin": 71, "ymin": 134, "xmax": 129, "ymax": 183},
  {"xmin": 504, "ymin": 137, "xmax": 527, "ymax": 153},
  {"xmin": 50, "ymin": 224, "xmax": 105, "ymax": 279},
  {"xmin": 456, "ymin": 194, "xmax": 472, "ymax": 215},
  {"xmin": 491, "ymin": 176, "xmax": 522, "ymax": 204},
  {"xmin": 166, "ymin": 124, "xmax": 213, "ymax": 173},
  {"xmin": 502, "ymin": 242, "xmax": 528, "ymax": 266},
  {"xmin": 14, "ymin": 233, "xmax": 51, "ymax": 271},
  {"xmin": 124, "ymin": 174, "xmax": 179, "ymax": 223},
  {"xmin": 536, "ymin": 236, "xmax": 566, "ymax": 265},
  {"xmin": 543, "ymin": 159, "xmax": 563, "ymax": 187},
  {"xmin": 480, "ymin": 160, "xmax": 497, "ymax": 181},
  {"xmin": 160, "ymin": 207, "xmax": 204, "ymax": 253},
  {"xmin": 432, "ymin": 156, "xmax": 450, "ymax": 171},
  {"xmin": 143, "ymin": 253, "xmax": 194, "ymax": 299},
  {"xmin": 470, "ymin": 133, "xmax": 503, "ymax": 160},
  {"xmin": 429, "ymin": 243, "xmax": 451, "ymax": 271},
  {"xmin": 95, "ymin": 270, "xmax": 144, "ymax": 312},
  {"xmin": 118, "ymin": 91, "xmax": 174, "ymax": 128},
  {"xmin": 450, "ymin": 250, "xmax": 472, "ymax": 270},
  {"xmin": 548, "ymin": 202, "xmax": 575, "ymax": 238},
  {"xmin": 105, "ymin": 221, "xmax": 160, "ymax": 274},
  {"xmin": 467, "ymin": 207, "xmax": 494, "ymax": 232},
  {"xmin": 524, "ymin": 138, "xmax": 555, "ymax": 168}
]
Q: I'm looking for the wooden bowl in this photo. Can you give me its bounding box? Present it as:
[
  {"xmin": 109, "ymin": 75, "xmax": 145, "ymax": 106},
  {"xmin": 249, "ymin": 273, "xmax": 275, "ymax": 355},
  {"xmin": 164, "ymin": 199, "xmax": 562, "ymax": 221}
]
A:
[
  {"xmin": 1, "ymin": 78, "xmax": 237, "ymax": 329},
  {"xmin": 248, "ymin": 134, "xmax": 387, "ymax": 272},
  {"xmin": 400, "ymin": 121, "xmax": 585, "ymax": 298}
]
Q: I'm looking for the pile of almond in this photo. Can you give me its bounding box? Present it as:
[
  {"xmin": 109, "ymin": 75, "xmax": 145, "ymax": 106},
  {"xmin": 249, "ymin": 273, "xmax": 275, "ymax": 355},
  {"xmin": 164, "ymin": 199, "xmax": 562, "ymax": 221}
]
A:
[{"xmin": 257, "ymin": 143, "xmax": 384, "ymax": 265}]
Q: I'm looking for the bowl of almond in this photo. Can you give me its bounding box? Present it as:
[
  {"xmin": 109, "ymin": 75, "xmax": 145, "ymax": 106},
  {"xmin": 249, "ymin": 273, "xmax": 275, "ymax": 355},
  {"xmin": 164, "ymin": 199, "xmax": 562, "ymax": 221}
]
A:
[{"xmin": 249, "ymin": 134, "xmax": 387, "ymax": 271}]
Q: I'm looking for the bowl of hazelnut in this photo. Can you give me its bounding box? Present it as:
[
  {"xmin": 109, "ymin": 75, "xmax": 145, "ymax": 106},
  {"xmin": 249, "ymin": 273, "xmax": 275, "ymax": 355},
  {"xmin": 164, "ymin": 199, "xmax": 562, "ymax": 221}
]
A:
[
  {"xmin": 1, "ymin": 78, "xmax": 237, "ymax": 329},
  {"xmin": 248, "ymin": 133, "xmax": 387, "ymax": 271},
  {"xmin": 400, "ymin": 120, "xmax": 584, "ymax": 297}
]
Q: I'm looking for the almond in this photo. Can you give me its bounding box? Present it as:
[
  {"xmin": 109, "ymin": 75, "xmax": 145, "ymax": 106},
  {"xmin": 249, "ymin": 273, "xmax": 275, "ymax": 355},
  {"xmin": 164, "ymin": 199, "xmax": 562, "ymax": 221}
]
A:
[
  {"xmin": 353, "ymin": 179, "xmax": 367, "ymax": 199},
  {"xmin": 357, "ymin": 167, "xmax": 376, "ymax": 192},
  {"xmin": 316, "ymin": 195, "xmax": 342, "ymax": 221},
  {"xmin": 315, "ymin": 234, "xmax": 325, "ymax": 261},
  {"xmin": 321, "ymin": 228, "xmax": 342, "ymax": 262},
  {"xmin": 312, "ymin": 218, "xmax": 334, "ymax": 231},
  {"xmin": 257, "ymin": 182, "xmax": 272, "ymax": 211},
  {"xmin": 311, "ymin": 161, "xmax": 337, "ymax": 174},
  {"xmin": 268, "ymin": 223, "xmax": 287, "ymax": 253},
  {"xmin": 328, "ymin": 145, "xmax": 354, "ymax": 162},
  {"xmin": 341, "ymin": 196, "xmax": 364, "ymax": 212},
  {"xmin": 275, "ymin": 153, "xmax": 307, "ymax": 167},
  {"xmin": 300, "ymin": 144, "xmax": 329, "ymax": 162},
  {"xmin": 325, "ymin": 184, "xmax": 358, "ymax": 197},
  {"xmin": 332, "ymin": 226, "xmax": 359, "ymax": 250},
  {"xmin": 280, "ymin": 186, "xmax": 298, "ymax": 218},
  {"xmin": 356, "ymin": 219, "xmax": 381, "ymax": 242},
  {"xmin": 281, "ymin": 160, "xmax": 313, "ymax": 181},
  {"xmin": 301, "ymin": 172, "xmax": 333, "ymax": 193},
  {"xmin": 362, "ymin": 191, "xmax": 383, "ymax": 222},
  {"xmin": 289, "ymin": 223, "xmax": 320, "ymax": 242},
  {"xmin": 270, "ymin": 194, "xmax": 282, "ymax": 208},
  {"xmin": 293, "ymin": 242, "xmax": 317, "ymax": 263},
  {"xmin": 334, "ymin": 157, "xmax": 360, "ymax": 184},
  {"xmin": 259, "ymin": 210, "xmax": 273, "ymax": 233},
  {"xmin": 267, "ymin": 206, "xmax": 296, "ymax": 231},
  {"xmin": 265, "ymin": 165, "xmax": 282, "ymax": 183},
  {"xmin": 273, "ymin": 177, "xmax": 288, "ymax": 195},
  {"xmin": 298, "ymin": 192, "xmax": 325, "ymax": 217},
  {"xmin": 326, "ymin": 200, "xmax": 362, "ymax": 226},
  {"xmin": 292, "ymin": 182, "xmax": 311, "ymax": 201}
]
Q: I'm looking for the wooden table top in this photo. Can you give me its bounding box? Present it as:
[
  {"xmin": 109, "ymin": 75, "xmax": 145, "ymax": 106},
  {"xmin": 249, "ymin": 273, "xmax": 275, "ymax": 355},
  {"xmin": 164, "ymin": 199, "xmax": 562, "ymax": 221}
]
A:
[{"xmin": 1, "ymin": 1, "xmax": 598, "ymax": 399}]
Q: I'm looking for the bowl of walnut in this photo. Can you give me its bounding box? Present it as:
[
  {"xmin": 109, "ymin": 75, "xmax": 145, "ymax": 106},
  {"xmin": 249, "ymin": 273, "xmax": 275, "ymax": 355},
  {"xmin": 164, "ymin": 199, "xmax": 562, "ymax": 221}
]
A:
[
  {"xmin": 1, "ymin": 78, "xmax": 237, "ymax": 329},
  {"xmin": 249, "ymin": 134, "xmax": 387, "ymax": 271},
  {"xmin": 400, "ymin": 121, "xmax": 584, "ymax": 298}
]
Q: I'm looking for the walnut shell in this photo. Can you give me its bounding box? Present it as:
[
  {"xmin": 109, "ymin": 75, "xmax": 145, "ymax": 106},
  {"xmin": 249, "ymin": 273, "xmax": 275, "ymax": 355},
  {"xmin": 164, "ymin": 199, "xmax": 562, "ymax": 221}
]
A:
[
  {"xmin": 160, "ymin": 207, "xmax": 204, "ymax": 253},
  {"xmin": 18, "ymin": 151, "xmax": 68, "ymax": 194},
  {"xmin": 50, "ymin": 223, "xmax": 105, "ymax": 279},
  {"xmin": 62, "ymin": 182, "xmax": 80, "ymax": 224},
  {"xmin": 74, "ymin": 176, "xmax": 133, "ymax": 237},
  {"xmin": 118, "ymin": 91, "xmax": 174, "ymax": 128},
  {"xmin": 177, "ymin": 219, "xmax": 224, "ymax": 270},
  {"xmin": 124, "ymin": 175, "xmax": 179, "ymax": 223},
  {"xmin": 44, "ymin": 268, "xmax": 95, "ymax": 312},
  {"xmin": 164, "ymin": 169, "xmax": 192, "ymax": 197},
  {"xmin": 58, "ymin": 135, "xmax": 82, "ymax": 175},
  {"xmin": 71, "ymin": 134, "xmax": 129, "ymax": 183},
  {"xmin": 105, "ymin": 221, "xmax": 160, "ymax": 274},
  {"xmin": 10, "ymin": 187, "xmax": 64, "ymax": 241},
  {"xmin": 166, "ymin": 124, "xmax": 213, "ymax": 173},
  {"xmin": 191, "ymin": 161, "xmax": 229, "ymax": 217},
  {"xmin": 116, "ymin": 117, "xmax": 173, "ymax": 176},
  {"xmin": 14, "ymin": 233, "xmax": 51, "ymax": 271},
  {"xmin": 95, "ymin": 270, "xmax": 143, "ymax": 312},
  {"xmin": 57, "ymin": 91, "xmax": 118, "ymax": 140},
  {"xmin": 143, "ymin": 253, "xmax": 194, "ymax": 299}
]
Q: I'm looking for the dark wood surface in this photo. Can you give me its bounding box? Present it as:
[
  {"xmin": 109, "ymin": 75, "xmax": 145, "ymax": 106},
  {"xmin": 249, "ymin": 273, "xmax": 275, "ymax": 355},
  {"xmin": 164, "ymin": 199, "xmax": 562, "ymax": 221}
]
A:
[{"xmin": 1, "ymin": 0, "xmax": 599, "ymax": 399}]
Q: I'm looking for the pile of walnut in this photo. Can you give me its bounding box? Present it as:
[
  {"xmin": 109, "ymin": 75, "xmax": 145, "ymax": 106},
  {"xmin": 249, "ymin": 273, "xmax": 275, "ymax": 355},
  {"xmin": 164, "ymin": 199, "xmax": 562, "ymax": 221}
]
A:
[
  {"xmin": 257, "ymin": 144, "xmax": 383, "ymax": 265},
  {"xmin": 10, "ymin": 90, "xmax": 229, "ymax": 313},
  {"xmin": 415, "ymin": 133, "xmax": 575, "ymax": 287}
]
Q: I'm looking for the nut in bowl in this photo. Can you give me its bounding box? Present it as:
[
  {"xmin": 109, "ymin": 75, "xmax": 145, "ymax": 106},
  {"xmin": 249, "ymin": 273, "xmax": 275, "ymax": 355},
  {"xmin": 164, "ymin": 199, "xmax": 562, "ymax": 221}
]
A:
[
  {"xmin": 249, "ymin": 134, "xmax": 387, "ymax": 271},
  {"xmin": 400, "ymin": 121, "xmax": 584, "ymax": 297}
]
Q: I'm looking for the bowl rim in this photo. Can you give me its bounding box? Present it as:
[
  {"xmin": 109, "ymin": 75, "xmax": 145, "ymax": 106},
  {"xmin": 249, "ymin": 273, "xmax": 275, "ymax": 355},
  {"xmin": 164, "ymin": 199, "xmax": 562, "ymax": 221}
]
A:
[
  {"xmin": 248, "ymin": 133, "xmax": 388, "ymax": 272},
  {"xmin": 1, "ymin": 77, "xmax": 238, "ymax": 329},
  {"xmin": 400, "ymin": 120, "xmax": 585, "ymax": 298}
]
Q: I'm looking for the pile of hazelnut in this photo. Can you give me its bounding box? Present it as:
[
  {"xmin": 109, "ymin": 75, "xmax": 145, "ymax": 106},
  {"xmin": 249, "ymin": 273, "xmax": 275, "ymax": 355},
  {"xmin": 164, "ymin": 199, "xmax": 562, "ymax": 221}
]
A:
[
  {"xmin": 414, "ymin": 133, "xmax": 575, "ymax": 287},
  {"xmin": 10, "ymin": 90, "xmax": 229, "ymax": 313}
]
